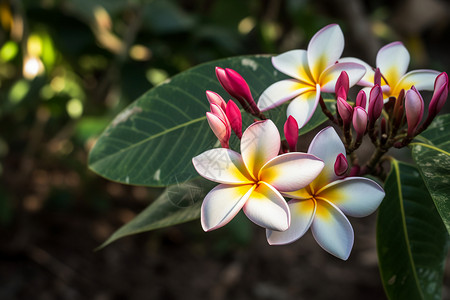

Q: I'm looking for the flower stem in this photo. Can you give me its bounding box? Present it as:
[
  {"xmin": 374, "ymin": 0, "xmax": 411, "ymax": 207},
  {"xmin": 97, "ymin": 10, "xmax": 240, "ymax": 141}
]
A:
[{"xmin": 319, "ymin": 96, "xmax": 338, "ymax": 125}]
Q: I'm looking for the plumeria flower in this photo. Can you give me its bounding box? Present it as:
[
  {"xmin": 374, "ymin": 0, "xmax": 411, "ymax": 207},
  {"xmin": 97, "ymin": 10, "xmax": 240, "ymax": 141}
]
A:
[
  {"xmin": 257, "ymin": 24, "xmax": 366, "ymax": 128},
  {"xmin": 340, "ymin": 42, "xmax": 440, "ymax": 102},
  {"xmin": 192, "ymin": 120, "xmax": 324, "ymax": 232},
  {"xmin": 266, "ymin": 127, "xmax": 385, "ymax": 260}
]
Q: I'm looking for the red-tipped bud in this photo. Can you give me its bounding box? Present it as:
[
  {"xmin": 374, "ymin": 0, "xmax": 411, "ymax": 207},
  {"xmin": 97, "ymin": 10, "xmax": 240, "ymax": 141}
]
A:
[
  {"xmin": 428, "ymin": 72, "xmax": 448, "ymax": 117},
  {"xmin": 356, "ymin": 90, "xmax": 367, "ymax": 110},
  {"xmin": 225, "ymin": 100, "xmax": 242, "ymax": 139},
  {"xmin": 352, "ymin": 106, "xmax": 368, "ymax": 137},
  {"xmin": 210, "ymin": 103, "xmax": 227, "ymax": 122},
  {"xmin": 374, "ymin": 68, "xmax": 382, "ymax": 86},
  {"xmin": 368, "ymin": 85, "xmax": 383, "ymax": 121},
  {"xmin": 206, "ymin": 90, "xmax": 227, "ymax": 111},
  {"xmin": 337, "ymin": 97, "xmax": 353, "ymax": 125},
  {"xmin": 284, "ymin": 115, "xmax": 299, "ymax": 152},
  {"xmin": 334, "ymin": 153, "xmax": 348, "ymax": 177},
  {"xmin": 335, "ymin": 71, "xmax": 349, "ymax": 100},
  {"xmin": 206, "ymin": 110, "xmax": 231, "ymax": 148},
  {"xmin": 405, "ymin": 87, "xmax": 424, "ymax": 136},
  {"xmin": 215, "ymin": 67, "xmax": 258, "ymax": 114}
]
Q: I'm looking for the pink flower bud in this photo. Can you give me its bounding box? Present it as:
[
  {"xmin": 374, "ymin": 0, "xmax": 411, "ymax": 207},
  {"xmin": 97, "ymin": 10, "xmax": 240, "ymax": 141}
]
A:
[
  {"xmin": 206, "ymin": 90, "xmax": 226, "ymax": 111},
  {"xmin": 225, "ymin": 100, "xmax": 242, "ymax": 139},
  {"xmin": 405, "ymin": 87, "xmax": 424, "ymax": 136},
  {"xmin": 335, "ymin": 71, "xmax": 349, "ymax": 100},
  {"xmin": 368, "ymin": 85, "xmax": 383, "ymax": 122},
  {"xmin": 207, "ymin": 104, "xmax": 231, "ymax": 148},
  {"xmin": 206, "ymin": 112, "xmax": 230, "ymax": 148},
  {"xmin": 284, "ymin": 115, "xmax": 299, "ymax": 152},
  {"xmin": 210, "ymin": 103, "xmax": 228, "ymax": 123},
  {"xmin": 337, "ymin": 97, "xmax": 353, "ymax": 125},
  {"xmin": 352, "ymin": 106, "xmax": 368, "ymax": 137},
  {"xmin": 215, "ymin": 67, "xmax": 259, "ymax": 114},
  {"xmin": 429, "ymin": 72, "xmax": 448, "ymax": 117},
  {"xmin": 374, "ymin": 68, "xmax": 381, "ymax": 86},
  {"xmin": 334, "ymin": 153, "xmax": 348, "ymax": 177},
  {"xmin": 355, "ymin": 90, "xmax": 367, "ymax": 110}
]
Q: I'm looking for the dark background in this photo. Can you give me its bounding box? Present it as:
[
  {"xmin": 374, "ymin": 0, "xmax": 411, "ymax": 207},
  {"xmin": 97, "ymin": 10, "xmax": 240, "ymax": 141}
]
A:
[{"xmin": 0, "ymin": 0, "xmax": 449, "ymax": 299}]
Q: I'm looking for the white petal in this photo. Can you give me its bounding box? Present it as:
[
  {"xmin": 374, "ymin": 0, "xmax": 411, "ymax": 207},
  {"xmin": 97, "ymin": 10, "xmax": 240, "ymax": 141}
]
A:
[
  {"xmin": 307, "ymin": 24, "xmax": 344, "ymax": 82},
  {"xmin": 243, "ymin": 182, "xmax": 290, "ymax": 231},
  {"xmin": 316, "ymin": 177, "xmax": 385, "ymax": 217},
  {"xmin": 376, "ymin": 42, "xmax": 410, "ymax": 86},
  {"xmin": 311, "ymin": 200, "xmax": 354, "ymax": 260},
  {"xmin": 241, "ymin": 120, "xmax": 280, "ymax": 178},
  {"xmin": 259, "ymin": 152, "xmax": 324, "ymax": 192},
  {"xmin": 307, "ymin": 127, "xmax": 346, "ymax": 190},
  {"xmin": 339, "ymin": 57, "xmax": 375, "ymax": 87},
  {"xmin": 267, "ymin": 198, "xmax": 315, "ymax": 245},
  {"xmin": 319, "ymin": 62, "xmax": 367, "ymax": 92},
  {"xmin": 286, "ymin": 87, "xmax": 320, "ymax": 129},
  {"xmin": 201, "ymin": 184, "xmax": 255, "ymax": 231},
  {"xmin": 192, "ymin": 148, "xmax": 253, "ymax": 184},
  {"xmin": 392, "ymin": 70, "xmax": 440, "ymax": 96},
  {"xmin": 257, "ymin": 79, "xmax": 312, "ymax": 112},
  {"xmin": 272, "ymin": 49, "xmax": 315, "ymax": 84}
]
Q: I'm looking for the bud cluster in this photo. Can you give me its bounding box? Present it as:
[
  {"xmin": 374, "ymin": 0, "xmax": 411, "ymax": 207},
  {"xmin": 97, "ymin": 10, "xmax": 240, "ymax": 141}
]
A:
[{"xmin": 329, "ymin": 70, "xmax": 448, "ymax": 175}]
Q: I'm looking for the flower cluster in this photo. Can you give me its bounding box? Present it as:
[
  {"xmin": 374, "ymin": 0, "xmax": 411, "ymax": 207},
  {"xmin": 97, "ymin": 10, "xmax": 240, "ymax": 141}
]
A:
[{"xmin": 192, "ymin": 24, "xmax": 447, "ymax": 260}]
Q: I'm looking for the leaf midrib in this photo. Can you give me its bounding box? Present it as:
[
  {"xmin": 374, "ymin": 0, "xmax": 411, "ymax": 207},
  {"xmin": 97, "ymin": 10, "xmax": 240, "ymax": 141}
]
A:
[
  {"xmin": 392, "ymin": 160, "xmax": 426, "ymax": 299},
  {"xmin": 90, "ymin": 114, "xmax": 207, "ymax": 168},
  {"xmin": 410, "ymin": 142, "xmax": 450, "ymax": 156}
]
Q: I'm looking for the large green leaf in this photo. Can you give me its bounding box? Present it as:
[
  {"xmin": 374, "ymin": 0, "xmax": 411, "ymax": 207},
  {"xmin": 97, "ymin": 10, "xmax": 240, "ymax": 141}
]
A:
[
  {"xmin": 88, "ymin": 55, "xmax": 335, "ymax": 187},
  {"xmin": 377, "ymin": 160, "xmax": 448, "ymax": 300},
  {"xmin": 98, "ymin": 177, "xmax": 215, "ymax": 249},
  {"xmin": 411, "ymin": 114, "xmax": 450, "ymax": 233}
]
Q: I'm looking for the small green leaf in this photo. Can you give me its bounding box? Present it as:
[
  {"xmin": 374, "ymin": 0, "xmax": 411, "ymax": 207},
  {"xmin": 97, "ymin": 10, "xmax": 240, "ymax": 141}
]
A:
[
  {"xmin": 88, "ymin": 55, "xmax": 335, "ymax": 187},
  {"xmin": 98, "ymin": 177, "xmax": 215, "ymax": 249},
  {"xmin": 377, "ymin": 160, "xmax": 448, "ymax": 300},
  {"xmin": 411, "ymin": 114, "xmax": 450, "ymax": 233}
]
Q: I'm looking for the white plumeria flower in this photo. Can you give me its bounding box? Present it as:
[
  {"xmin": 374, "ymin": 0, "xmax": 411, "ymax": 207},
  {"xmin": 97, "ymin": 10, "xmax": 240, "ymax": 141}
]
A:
[
  {"xmin": 266, "ymin": 127, "xmax": 385, "ymax": 260},
  {"xmin": 340, "ymin": 41, "xmax": 440, "ymax": 102},
  {"xmin": 192, "ymin": 120, "xmax": 324, "ymax": 232},
  {"xmin": 257, "ymin": 24, "xmax": 366, "ymax": 128}
]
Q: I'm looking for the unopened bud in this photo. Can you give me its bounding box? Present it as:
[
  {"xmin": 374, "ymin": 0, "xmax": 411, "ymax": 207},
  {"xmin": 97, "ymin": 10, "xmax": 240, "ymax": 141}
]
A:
[
  {"xmin": 374, "ymin": 68, "xmax": 382, "ymax": 86},
  {"xmin": 215, "ymin": 67, "xmax": 259, "ymax": 114},
  {"xmin": 334, "ymin": 153, "xmax": 348, "ymax": 177},
  {"xmin": 428, "ymin": 72, "xmax": 448, "ymax": 117},
  {"xmin": 392, "ymin": 90, "xmax": 405, "ymax": 129},
  {"xmin": 337, "ymin": 97, "xmax": 353, "ymax": 125},
  {"xmin": 368, "ymin": 85, "xmax": 383, "ymax": 122},
  {"xmin": 225, "ymin": 100, "xmax": 242, "ymax": 139},
  {"xmin": 284, "ymin": 115, "xmax": 299, "ymax": 152},
  {"xmin": 335, "ymin": 71, "xmax": 349, "ymax": 100},
  {"xmin": 355, "ymin": 90, "xmax": 367, "ymax": 110},
  {"xmin": 206, "ymin": 90, "xmax": 227, "ymax": 111},
  {"xmin": 206, "ymin": 109, "xmax": 231, "ymax": 148},
  {"xmin": 352, "ymin": 106, "xmax": 368, "ymax": 138},
  {"xmin": 405, "ymin": 87, "xmax": 424, "ymax": 136}
]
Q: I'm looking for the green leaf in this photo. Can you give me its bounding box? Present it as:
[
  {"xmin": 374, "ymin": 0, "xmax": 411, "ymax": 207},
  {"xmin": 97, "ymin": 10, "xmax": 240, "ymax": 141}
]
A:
[
  {"xmin": 88, "ymin": 55, "xmax": 335, "ymax": 187},
  {"xmin": 377, "ymin": 160, "xmax": 448, "ymax": 300},
  {"xmin": 411, "ymin": 114, "xmax": 450, "ymax": 233},
  {"xmin": 98, "ymin": 177, "xmax": 214, "ymax": 249}
]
